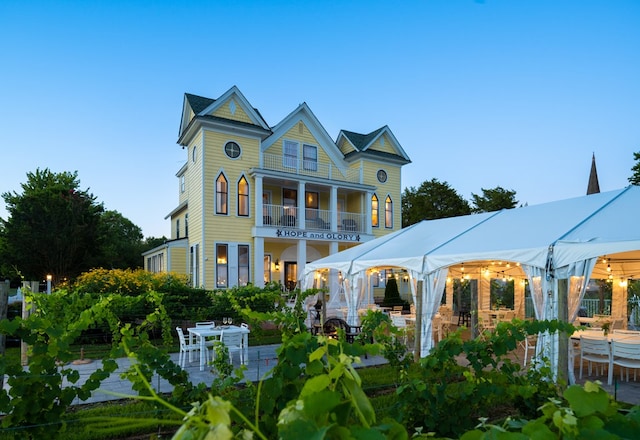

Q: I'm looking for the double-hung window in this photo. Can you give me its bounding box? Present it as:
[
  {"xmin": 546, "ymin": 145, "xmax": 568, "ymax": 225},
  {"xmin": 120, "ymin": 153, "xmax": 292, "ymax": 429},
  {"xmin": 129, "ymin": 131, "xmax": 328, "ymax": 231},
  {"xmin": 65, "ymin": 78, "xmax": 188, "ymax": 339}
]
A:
[
  {"xmin": 302, "ymin": 144, "xmax": 318, "ymax": 171},
  {"xmin": 216, "ymin": 244, "xmax": 228, "ymax": 288},
  {"xmin": 238, "ymin": 245, "xmax": 249, "ymax": 286},
  {"xmin": 283, "ymin": 140, "xmax": 298, "ymax": 168}
]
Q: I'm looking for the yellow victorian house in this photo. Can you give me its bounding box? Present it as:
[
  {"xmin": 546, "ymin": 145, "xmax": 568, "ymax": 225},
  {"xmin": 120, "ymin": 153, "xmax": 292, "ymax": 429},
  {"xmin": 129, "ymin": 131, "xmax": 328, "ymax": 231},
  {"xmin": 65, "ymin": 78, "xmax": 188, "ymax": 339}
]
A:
[{"xmin": 143, "ymin": 86, "xmax": 411, "ymax": 290}]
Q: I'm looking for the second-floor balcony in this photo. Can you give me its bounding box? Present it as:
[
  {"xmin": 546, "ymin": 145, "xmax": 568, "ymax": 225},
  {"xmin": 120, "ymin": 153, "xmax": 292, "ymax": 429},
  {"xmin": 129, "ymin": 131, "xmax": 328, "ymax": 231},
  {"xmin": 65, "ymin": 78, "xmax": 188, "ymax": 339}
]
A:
[
  {"xmin": 262, "ymin": 153, "xmax": 362, "ymax": 184},
  {"xmin": 262, "ymin": 204, "xmax": 366, "ymax": 235}
]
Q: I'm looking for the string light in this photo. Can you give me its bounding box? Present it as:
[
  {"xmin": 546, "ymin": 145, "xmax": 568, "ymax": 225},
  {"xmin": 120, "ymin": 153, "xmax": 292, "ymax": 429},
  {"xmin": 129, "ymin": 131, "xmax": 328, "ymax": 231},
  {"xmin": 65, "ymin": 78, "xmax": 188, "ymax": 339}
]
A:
[{"xmin": 607, "ymin": 264, "xmax": 611, "ymax": 273}]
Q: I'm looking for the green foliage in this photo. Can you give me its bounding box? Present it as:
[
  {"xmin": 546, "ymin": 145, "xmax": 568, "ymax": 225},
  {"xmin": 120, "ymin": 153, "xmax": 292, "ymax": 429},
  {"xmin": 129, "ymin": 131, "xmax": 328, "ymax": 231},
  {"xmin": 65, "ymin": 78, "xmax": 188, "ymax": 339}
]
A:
[
  {"xmin": 471, "ymin": 186, "xmax": 518, "ymax": 213},
  {"xmin": 359, "ymin": 310, "xmax": 412, "ymax": 380},
  {"xmin": 464, "ymin": 381, "xmax": 640, "ymax": 439},
  {"xmin": 382, "ymin": 277, "xmax": 407, "ymax": 308},
  {"xmin": 0, "ymin": 168, "xmax": 104, "ymax": 281},
  {"xmin": 395, "ymin": 319, "xmax": 574, "ymax": 438},
  {"xmin": 401, "ymin": 178, "xmax": 472, "ymax": 227},
  {"xmin": 72, "ymin": 268, "xmax": 190, "ymax": 295},
  {"xmin": 95, "ymin": 210, "xmax": 144, "ymax": 270},
  {"xmin": 629, "ymin": 151, "xmax": 640, "ymax": 186}
]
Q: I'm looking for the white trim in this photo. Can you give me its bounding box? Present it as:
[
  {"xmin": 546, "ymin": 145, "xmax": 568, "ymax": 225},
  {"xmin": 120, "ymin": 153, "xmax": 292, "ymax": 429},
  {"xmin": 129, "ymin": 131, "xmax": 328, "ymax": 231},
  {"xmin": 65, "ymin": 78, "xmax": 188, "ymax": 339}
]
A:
[{"xmin": 198, "ymin": 86, "xmax": 270, "ymax": 130}]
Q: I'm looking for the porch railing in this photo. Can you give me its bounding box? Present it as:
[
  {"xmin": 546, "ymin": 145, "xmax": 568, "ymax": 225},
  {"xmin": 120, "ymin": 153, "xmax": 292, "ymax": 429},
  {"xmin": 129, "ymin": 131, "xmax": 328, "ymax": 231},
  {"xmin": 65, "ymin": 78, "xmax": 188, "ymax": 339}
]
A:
[
  {"xmin": 262, "ymin": 204, "xmax": 366, "ymax": 234},
  {"xmin": 524, "ymin": 297, "xmax": 612, "ymax": 319},
  {"xmin": 262, "ymin": 153, "xmax": 362, "ymax": 184}
]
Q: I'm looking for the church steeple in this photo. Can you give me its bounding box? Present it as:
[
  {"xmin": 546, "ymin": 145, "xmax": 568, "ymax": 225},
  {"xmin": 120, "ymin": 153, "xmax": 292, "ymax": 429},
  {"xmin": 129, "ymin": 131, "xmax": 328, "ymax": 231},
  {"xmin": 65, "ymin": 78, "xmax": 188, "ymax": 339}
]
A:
[{"xmin": 587, "ymin": 153, "xmax": 600, "ymax": 195}]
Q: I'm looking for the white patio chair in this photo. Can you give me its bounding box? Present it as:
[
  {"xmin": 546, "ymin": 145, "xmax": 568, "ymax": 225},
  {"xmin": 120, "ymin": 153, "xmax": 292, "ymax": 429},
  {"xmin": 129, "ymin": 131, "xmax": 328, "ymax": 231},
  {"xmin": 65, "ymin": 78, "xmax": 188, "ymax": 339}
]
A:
[
  {"xmin": 176, "ymin": 327, "xmax": 204, "ymax": 368},
  {"xmin": 220, "ymin": 329, "xmax": 244, "ymax": 365},
  {"xmin": 390, "ymin": 314, "xmax": 408, "ymax": 344},
  {"xmin": 609, "ymin": 339, "xmax": 640, "ymax": 384},
  {"xmin": 579, "ymin": 335, "xmax": 612, "ymax": 383},
  {"xmin": 613, "ymin": 329, "xmax": 640, "ymax": 335},
  {"xmin": 520, "ymin": 334, "xmax": 537, "ymax": 367},
  {"xmin": 478, "ymin": 311, "xmax": 496, "ymax": 338},
  {"xmin": 194, "ymin": 321, "xmax": 217, "ymax": 348}
]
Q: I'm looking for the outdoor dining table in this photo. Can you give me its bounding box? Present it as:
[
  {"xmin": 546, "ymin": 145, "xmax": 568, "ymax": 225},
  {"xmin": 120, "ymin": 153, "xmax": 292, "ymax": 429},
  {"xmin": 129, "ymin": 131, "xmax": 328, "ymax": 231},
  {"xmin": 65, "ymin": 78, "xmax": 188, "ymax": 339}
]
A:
[{"xmin": 188, "ymin": 325, "xmax": 250, "ymax": 371}]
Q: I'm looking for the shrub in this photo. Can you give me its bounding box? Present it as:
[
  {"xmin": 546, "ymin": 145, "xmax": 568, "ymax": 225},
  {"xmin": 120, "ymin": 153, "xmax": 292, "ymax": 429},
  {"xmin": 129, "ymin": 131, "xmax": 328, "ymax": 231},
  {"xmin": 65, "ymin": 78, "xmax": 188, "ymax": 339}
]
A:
[{"xmin": 73, "ymin": 268, "xmax": 189, "ymax": 295}]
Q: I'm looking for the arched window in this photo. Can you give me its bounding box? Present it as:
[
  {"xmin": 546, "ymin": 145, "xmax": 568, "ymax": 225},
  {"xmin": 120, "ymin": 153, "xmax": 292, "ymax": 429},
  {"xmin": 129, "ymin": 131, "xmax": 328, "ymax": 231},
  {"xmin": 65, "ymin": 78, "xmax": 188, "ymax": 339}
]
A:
[
  {"xmin": 385, "ymin": 196, "xmax": 393, "ymax": 228},
  {"xmin": 371, "ymin": 194, "xmax": 379, "ymax": 228},
  {"xmin": 216, "ymin": 173, "xmax": 228, "ymax": 215},
  {"xmin": 238, "ymin": 176, "xmax": 249, "ymax": 216}
]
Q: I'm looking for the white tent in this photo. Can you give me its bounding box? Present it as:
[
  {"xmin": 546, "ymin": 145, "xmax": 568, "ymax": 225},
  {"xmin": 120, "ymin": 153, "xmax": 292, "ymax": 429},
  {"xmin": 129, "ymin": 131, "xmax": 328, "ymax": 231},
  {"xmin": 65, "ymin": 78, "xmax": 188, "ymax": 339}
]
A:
[{"xmin": 302, "ymin": 186, "xmax": 640, "ymax": 379}]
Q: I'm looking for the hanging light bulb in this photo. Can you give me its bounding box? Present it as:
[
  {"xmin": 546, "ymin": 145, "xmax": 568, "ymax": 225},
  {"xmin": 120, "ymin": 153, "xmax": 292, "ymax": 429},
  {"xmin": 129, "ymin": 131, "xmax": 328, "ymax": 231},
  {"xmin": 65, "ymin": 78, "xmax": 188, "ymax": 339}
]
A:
[
  {"xmin": 607, "ymin": 264, "xmax": 611, "ymax": 273},
  {"xmin": 602, "ymin": 257, "xmax": 607, "ymax": 264},
  {"xmin": 619, "ymin": 278, "xmax": 628, "ymax": 287},
  {"xmin": 461, "ymin": 263, "xmax": 465, "ymax": 272},
  {"xmin": 608, "ymin": 273, "xmax": 613, "ymax": 281}
]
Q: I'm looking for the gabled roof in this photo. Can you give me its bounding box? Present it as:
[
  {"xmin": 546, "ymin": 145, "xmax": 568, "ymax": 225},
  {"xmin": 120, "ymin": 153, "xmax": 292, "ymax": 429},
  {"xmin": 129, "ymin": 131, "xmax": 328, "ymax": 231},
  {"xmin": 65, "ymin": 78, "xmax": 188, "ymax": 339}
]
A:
[
  {"xmin": 178, "ymin": 86, "xmax": 271, "ymax": 144},
  {"xmin": 185, "ymin": 93, "xmax": 215, "ymax": 114},
  {"xmin": 261, "ymin": 102, "xmax": 347, "ymax": 168},
  {"xmin": 337, "ymin": 126, "xmax": 411, "ymax": 164}
]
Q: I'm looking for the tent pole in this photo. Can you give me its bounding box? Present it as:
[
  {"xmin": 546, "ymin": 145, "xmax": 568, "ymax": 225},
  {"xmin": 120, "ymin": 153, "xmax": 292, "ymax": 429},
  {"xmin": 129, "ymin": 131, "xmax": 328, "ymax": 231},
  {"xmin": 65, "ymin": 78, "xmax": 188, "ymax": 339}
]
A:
[
  {"xmin": 557, "ymin": 279, "xmax": 569, "ymax": 384},
  {"xmin": 414, "ymin": 279, "xmax": 422, "ymax": 362}
]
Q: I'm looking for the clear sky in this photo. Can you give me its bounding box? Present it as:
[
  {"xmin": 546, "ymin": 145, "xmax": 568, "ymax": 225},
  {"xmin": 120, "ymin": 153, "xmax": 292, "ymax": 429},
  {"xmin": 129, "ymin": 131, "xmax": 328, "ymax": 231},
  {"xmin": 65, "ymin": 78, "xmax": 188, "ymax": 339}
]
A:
[{"xmin": 1, "ymin": 0, "xmax": 639, "ymax": 239}]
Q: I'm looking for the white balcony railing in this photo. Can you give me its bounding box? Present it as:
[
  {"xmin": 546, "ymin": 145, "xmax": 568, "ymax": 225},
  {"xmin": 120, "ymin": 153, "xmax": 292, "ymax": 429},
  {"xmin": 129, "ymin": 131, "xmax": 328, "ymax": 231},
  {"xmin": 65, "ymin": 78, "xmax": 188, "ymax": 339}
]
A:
[
  {"xmin": 262, "ymin": 204, "xmax": 366, "ymax": 234},
  {"xmin": 262, "ymin": 153, "xmax": 362, "ymax": 184}
]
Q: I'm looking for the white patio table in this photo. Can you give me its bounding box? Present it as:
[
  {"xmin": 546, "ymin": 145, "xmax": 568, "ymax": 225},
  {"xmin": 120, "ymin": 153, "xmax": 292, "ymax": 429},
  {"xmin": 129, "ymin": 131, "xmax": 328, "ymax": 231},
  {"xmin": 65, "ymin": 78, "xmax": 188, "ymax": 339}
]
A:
[{"xmin": 188, "ymin": 325, "xmax": 250, "ymax": 371}]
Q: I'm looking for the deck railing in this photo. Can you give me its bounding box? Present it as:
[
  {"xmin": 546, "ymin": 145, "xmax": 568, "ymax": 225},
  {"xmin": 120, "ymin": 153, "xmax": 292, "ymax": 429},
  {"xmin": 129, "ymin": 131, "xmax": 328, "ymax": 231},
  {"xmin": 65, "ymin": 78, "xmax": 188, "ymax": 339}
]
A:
[
  {"xmin": 262, "ymin": 204, "xmax": 366, "ymax": 234},
  {"xmin": 262, "ymin": 153, "xmax": 362, "ymax": 183}
]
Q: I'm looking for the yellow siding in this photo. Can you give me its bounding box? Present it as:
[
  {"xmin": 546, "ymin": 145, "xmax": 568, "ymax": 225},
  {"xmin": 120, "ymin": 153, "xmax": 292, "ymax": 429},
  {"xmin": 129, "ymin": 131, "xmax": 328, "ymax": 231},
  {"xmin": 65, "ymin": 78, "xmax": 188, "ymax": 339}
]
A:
[
  {"xmin": 210, "ymin": 100, "xmax": 253, "ymax": 124},
  {"xmin": 367, "ymin": 133, "xmax": 396, "ymax": 155},
  {"xmin": 265, "ymin": 122, "xmax": 335, "ymax": 168},
  {"xmin": 178, "ymin": 167, "xmax": 188, "ymax": 205},
  {"xmin": 185, "ymin": 140, "xmax": 204, "ymax": 250},
  {"xmin": 201, "ymin": 131, "xmax": 260, "ymax": 288},
  {"xmin": 170, "ymin": 246, "xmax": 187, "ymax": 274},
  {"xmin": 337, "ymin": 137, "xmax": 356, "ymax": 156}
]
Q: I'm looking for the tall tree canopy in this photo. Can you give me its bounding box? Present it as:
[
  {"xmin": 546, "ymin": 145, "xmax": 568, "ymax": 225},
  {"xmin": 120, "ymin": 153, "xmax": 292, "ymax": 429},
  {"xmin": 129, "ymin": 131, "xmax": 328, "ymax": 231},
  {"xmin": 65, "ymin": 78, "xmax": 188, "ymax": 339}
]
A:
[
  {"xmin": 470, "ymin": 186, "xmax": 518, "ymax": 213},
  {"xmin": 97, "ymin": 210, "xmax": 144, "ymax": 269},
  {"xmin": 401, "ymin": 178, "xmax": 471, "ymax": 227},
  {"xmin": 629, "ymin": 151, "xmax": 640, "ymax": 186},
  {"xmin": 1, "ymin": 169, "xmax": 104, "ymax": 282}
]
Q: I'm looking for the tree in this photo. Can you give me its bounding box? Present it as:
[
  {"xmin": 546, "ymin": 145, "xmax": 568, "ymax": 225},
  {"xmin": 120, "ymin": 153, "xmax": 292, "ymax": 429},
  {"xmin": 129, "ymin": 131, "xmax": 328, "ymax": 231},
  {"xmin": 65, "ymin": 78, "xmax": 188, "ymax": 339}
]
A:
[
  {"xmin": 141, "ymin": 236, "xmax": 169, "ymax": 253},
  {"xmin": 629, "ymin": 151, "xmax": 640, "ymax": 185},
  {"xmin": 96, "ymin": 210, "xmax": 144, "ymax": 269},
  {"xmin": 470, "ymin": 186, "xmax": 518, "ymax": 213},
  {"xmin": 0, "ymin": 169, "xmax": 103, "ymax": 282},
  {"xmin": 401, "ymin": 178, "xmax": 471, "ymax": 227}
]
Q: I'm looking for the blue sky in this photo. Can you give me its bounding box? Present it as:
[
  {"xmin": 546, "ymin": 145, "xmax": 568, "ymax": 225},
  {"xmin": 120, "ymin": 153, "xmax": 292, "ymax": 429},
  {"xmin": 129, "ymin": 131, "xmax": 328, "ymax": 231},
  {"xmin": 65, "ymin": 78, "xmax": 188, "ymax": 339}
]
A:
[{"xmin": 1, "ymin": 0, "xmax": 639, "ymax": 239}]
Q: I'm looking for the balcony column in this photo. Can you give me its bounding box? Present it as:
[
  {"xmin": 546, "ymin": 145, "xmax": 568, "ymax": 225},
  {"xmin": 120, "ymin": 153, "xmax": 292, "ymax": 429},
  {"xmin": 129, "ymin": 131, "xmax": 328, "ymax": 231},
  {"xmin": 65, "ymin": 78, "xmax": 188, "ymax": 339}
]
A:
[
  {"xmin": 255, "ymin": 176, "xmax": 263, "ymax": 226},
  {"xmin": 254, "ymin": 237, "xmax": 265, "ymax": 288},
  {"xmin": 298, "ymin": 181, "xmax": 306, "ymax": 228},
  {"xmin": 366, "ymin": 191, "xmax": 373, "ymax": 235},
  {"xmin": 330, "ymin": 186, "xmax": 338, "ymax": 232}
]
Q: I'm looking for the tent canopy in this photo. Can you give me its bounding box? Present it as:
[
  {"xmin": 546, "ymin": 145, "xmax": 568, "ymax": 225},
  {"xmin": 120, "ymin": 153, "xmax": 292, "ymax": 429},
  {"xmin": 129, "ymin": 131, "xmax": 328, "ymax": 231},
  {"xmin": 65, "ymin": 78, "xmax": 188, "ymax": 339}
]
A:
[{"xmin": 303, "ymin": 186, "xmax": 640, "ymax": 280}]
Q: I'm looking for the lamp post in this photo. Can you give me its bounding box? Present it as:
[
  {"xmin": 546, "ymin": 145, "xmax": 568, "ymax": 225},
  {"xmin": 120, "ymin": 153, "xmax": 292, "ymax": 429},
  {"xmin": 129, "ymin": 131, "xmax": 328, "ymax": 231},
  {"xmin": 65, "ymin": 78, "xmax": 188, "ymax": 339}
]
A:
[{"xmin": 46, "ymin": 274, "xmax": 52, "ymax": 294}]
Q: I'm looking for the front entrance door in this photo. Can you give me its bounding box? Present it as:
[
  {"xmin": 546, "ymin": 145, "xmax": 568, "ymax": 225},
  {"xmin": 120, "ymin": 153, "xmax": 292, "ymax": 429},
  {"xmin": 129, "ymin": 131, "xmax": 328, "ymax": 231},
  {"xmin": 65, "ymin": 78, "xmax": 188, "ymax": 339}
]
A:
[{"xmin": 284, "ymin": 262, "xmax": 297, "ymax": 291}]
